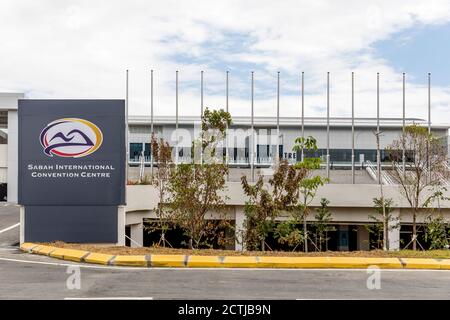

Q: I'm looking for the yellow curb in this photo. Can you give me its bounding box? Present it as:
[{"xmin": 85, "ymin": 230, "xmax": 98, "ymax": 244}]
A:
[
  {"xmin": 49, "ymin": 248, "xmax": 90, "ymax": 263},
  {"xmin": 319, "ymin": 257, "xmax": 403, "ymax": 269},
  {"xmin": 401, "ymin": 258, "xmax": 441, "ymax": 270},
  {"xmin": 361, "ymin": 258, "xmax": 403, "ymax": 269},
  {"xmin": 437, "ymin": 259, "xmax": 450, "ymax": 270},
  {"xmin": 20, "ymin": 242, "xmax": 38, "ymax": 252},
  {"xmin": 221, "ymin": 256, "xmax": 258, "ymax": 268},
  {"xmin": 83, "ymin": 252, "xmax": 114, "ymax": 265},
  {"xmin": 19, "ymin": 243, "xmax": 450, "ymax": 270},
  {"xmin": 187, "ymin": 255, "xmax": 222, "ymax": 268},
  {"xmin": 257, "ymin": 256, "xmax": 331, "ymax": 268},
  {"xmin": 32, "ymin": 245, "xmax": 56, "ymax": 256},
  {"xmin": 151, "ymin": 254, "xmax": 186, "ymax": 267},
  {"xmin": 112, "ymin": 255, "xmax": 148, "ymax": 267}
]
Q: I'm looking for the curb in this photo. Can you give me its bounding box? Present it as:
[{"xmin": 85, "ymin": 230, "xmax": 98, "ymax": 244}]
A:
[{"xmin": 19, "ymin": 242, "xmax": 450, "ymax": 270}]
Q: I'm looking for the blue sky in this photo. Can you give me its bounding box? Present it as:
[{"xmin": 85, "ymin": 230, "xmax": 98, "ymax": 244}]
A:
[{"xmin": 374, "ymin": 23, "xmax": 450, "ymax": 87}]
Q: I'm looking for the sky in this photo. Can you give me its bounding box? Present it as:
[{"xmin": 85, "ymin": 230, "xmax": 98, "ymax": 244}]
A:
[{"xmin": 1, "ymin": 0, "xmax": 450, "ymax": 124}]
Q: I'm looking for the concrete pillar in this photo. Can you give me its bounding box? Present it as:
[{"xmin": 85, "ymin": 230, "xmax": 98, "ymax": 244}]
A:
[
  {"xmin": 235, "ymin": 207, "xmax": 246, "ymax": 251},
  {"xmin": 130, "ymin": 223, "xmax": 144, "ymax": 247},
  {"xmin": 388, "ymin": 209, "xmax": 400, "ymax": 251},
  {"xmin": 7, "ymin": 110, "xmax": 18, "ymax": 203},
  {"xmin": 356, "ymin": 225, "xmax": 369, "ymax": 251},
  {"xmin": 20, "ymin": 206, "xmax": 25, "ymax": 244},
  {"xmin": 117, "ymin": 206, "xmax": 126, "ymax": 246}
]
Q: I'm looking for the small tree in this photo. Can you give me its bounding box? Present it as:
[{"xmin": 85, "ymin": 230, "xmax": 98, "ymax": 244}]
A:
[
  {"xmin": 366, "ymin": 197, "xmax": 398, "ymax": 250},
  {"xmin": 313, "ymin": 198, "xmax": 335, "ymax": 252},
  {"xmin": 169, "ymin": 163, "xmax": 229, "ymax": 249},
  {"xmin": 293, "ymin": 136, "xmax": 328, "ymax": 252},
  {"xmin": 169, "ymin": 107, "xmax": 232, "ymax": 249},
  {"xmin": 388, "ymin": 124, "xmax": 448, "ymax": 250},
  {"xmin": 241, "ymin": 160, "xmax": 306, "ymax": 251},
  {"xmin": 274, "ymin": 220, "xmax": 304, "ymax": 250},
  {"xmin": 146, "ymin": 134, "xmax": 174, "ymax": 247},
  {"xmin": 425, "ymin": 214, "xmax": 450, "ymax": 249}
]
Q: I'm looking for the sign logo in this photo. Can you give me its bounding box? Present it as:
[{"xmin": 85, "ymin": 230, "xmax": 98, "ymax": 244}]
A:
[{"xmin": 40, "ymin": 118, "xmax": 103, "ymax": 158}]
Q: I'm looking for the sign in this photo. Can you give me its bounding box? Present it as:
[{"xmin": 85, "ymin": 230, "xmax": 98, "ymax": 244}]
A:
[
  {"xmin": 18, "ymin": 100, "xmax": 125, "ymax": 206},
  {"xmin": 18, "ymin": 100, "xmax": 125, "ymax": 243}
]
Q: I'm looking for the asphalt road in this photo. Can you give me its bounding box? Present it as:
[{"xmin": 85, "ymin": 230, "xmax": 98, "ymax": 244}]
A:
[
  {"xmin": 0, "ymin": 203, "xmax": 449, "ymax": 300},
  {"xmin": 0, "ymin": 203, "xmax": 20, "ymax": 247}
]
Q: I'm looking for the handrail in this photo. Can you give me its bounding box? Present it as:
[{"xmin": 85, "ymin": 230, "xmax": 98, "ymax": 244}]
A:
[{"xmin": 365, "ymin": 160, "xmax": 395, "ymax": 185}]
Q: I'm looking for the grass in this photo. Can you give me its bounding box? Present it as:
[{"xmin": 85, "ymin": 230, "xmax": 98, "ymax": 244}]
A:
[{"xmin": 47, "ymin": 242, "xmax": 450, "ymax": 259}]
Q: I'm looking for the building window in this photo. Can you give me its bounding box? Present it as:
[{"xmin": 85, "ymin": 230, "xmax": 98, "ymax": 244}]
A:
[{"xmin": 130, "ymin": 143, "xmax": 143, "ymax": 161}]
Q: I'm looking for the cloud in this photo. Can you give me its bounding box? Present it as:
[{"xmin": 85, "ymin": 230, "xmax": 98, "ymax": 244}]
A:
[{"xmin": 0, "ymin": 0, "xmax": 449, "ymax": 124}]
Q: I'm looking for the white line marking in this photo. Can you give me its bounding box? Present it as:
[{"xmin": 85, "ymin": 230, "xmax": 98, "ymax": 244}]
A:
[
  {"xmin": 0, "ymin": 223, "xmax": 20, "ymax": 234},
  {"xmin": 64, "ymin": 297, "xmax": 153, "ymax": 300},
  {"xmin": 0, "ymin": 256, "xmax": 450, "ymax": 272}
]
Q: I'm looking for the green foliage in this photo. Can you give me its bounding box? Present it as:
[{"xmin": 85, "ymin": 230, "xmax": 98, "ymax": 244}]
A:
[
  {"xmin": 312, "ymin": 198, "xmax": 335, "ymax": 251},
  {"xmin": 274, "ymin": 220, "xmax": 304, "ymax": 248},
  {"xmin": 274, "ymin": 135, "xmax": 329, "ymax": 252},
  {"xmin": 200, "ymin": 108, "xmax": 232, "ymax": 159},
  {"xmin": 201, "ymin": 108, "xmax": 232, "ymax": 134},
  {"xmin": 241, "ymin": 160, "xmax": 306, "ymax": 251},
  {"xmin": 169, "ymin": 163, "xmax": 230, "ymax": 249},
  {"xmin": 366, "ymin": 197, "xmax": 398, "ymax": 250},
  {"xmin": 293, "ymin": 136, "xmax": 318, "ymax": 153},
  {"xmin": 425, "ymin": 214, "xmax": 450, "ymax": 249},
  {"xmin": 387, "ymin": 124, "xmax": 448, "ymax": 250},
  {"xmin": 146, "ymin": 135, "xmax": 174, "ymax": 246},
  {"xmin": 168, "ymin": 107, "xmax": 232, "ymax": 249}
]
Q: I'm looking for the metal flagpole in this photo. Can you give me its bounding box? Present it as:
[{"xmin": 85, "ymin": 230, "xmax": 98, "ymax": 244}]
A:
[
  {"xmin": 277, "ymin": 71, "xmax": 280, "ymax": 164},
  {"xmin": 428, "ymin": 72, "xmax": 431, "ymax": 182},
  {"xmin": 301, "ymin": 71, "xmax": 305, "ymax": 162},
  {"xmin": 226, "ymin": 71, "xmax": 229, "ymax": 175},
  {"xmin": 376, "ymin": 72, "xmax": 381, "ymax": 184},
  {"xmin": 326, "ymin": 72, "xmax": 330, "ymax": 180},
  {"xmin": 428, "ymin": 72, "xmax": 431, "ymax": 134},
  {"xmin": 351, "ymin": 72, "xmax": 355, "ymax": 184},
  {"xmin": 125, "ymin": 69, "xmax": 129, "ymax": 184},
  {"xmin": 402, "ymin": 72, "xmax": 406, "ymax": 172},
  {"xmin": 150, "ymin": 69, "xmax": 154, "ymax": 177},
  {"xmin": 251, "ymin": 71, "xmax": 255, "ymax": 182},
  {"xmin": 175, "ymin": 70, "xmax": 179, "ymax": 165},
  {"xmin": 200, "ymin": 70, "xmax": 204, "ymax": 165}
]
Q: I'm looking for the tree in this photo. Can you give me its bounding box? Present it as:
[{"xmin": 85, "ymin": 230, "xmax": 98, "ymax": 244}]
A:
[
  {"xmin": 169, "ymin": 163, "xmax": 229, "ymax": 249},
  {"xmin": 146, "ymin": 134, "xmax": 174, "ymax": 247},
  {"xmin": 425, "ymin": 214, "xmax": 450, "ymax": 249},
  {"xmin": 387, "ymin": 124, "xmax": 448, "ymax": 250},
  {"xmin": 366, "ymin": 197, "xmax": 398, "ymax": 250},
  {"xmin": 292, "ymin": 136, "xmax": 328, "ymax": 252},
  {"xmin": 201, "ymin": 108, "xmax": 231, "ymax": 160},
  {"xmin": 241, "ymin": 160, "xmax": 306, "ymax": 251},
  {"xmin": 168, "ymin": 107, "xmax": 232, "ymax": 249},
  {"xmin": 274, "ymin": 220, "xmax": 304, "ymax": 250},
  {"xmin": 312, "ymin": 198, "xmax": 335, "ymax": 252}
]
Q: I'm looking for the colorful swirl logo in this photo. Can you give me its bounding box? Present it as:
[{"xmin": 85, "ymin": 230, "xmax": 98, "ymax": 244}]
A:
[{"xmin": 40, "ymin": 118, "xmax": 103, "ymax": 158}]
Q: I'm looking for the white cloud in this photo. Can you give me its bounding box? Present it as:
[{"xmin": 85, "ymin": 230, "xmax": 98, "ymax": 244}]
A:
[{"xmin": 0, "ymin": 0, "xmax": 449, "ymax": 124}]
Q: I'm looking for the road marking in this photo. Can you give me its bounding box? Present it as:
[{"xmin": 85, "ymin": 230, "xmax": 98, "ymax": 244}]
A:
[
  {"xmin": 1, "ymin": 256, "xmax": 450, "ymax": 272},
  {"xmin": 0, "ymin": 223, "xmax": 19, "ymax": 234},
  {"xmin": 64, "ymin": 297, "xmax": 153, "ymax": 300}
]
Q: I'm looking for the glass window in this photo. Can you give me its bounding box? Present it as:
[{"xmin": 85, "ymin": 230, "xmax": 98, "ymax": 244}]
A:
[{"xmin": 130, "ymin": 143, "xmax": 143, "ymax": 161}]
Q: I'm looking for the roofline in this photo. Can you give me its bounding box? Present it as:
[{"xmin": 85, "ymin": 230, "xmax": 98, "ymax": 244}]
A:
[{"xmin": 128, "ymin": 115, "xmax": 450, "ymax": 129}]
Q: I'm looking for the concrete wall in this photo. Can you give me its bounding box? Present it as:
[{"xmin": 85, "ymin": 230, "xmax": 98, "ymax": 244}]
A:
[
  {"xmin": 0, "ymin": 144, "xmax": 7, "ymax": 183},
  {"xmin": 125, "ymin": 183, "xmax": 450, "ymax": 218},
  {"xmin": 7, "ymin": 110, "xmax": 18, "ymax": 202}
]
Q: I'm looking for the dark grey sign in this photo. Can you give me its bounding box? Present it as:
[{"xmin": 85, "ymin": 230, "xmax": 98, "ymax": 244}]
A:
[
  {"xmin": 18, "ymin": 100, "xmax": 126, "ymax": 206},
  {"xmin": 24, "ymin": 205, "xmax": 118, "ymax": 243}
]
